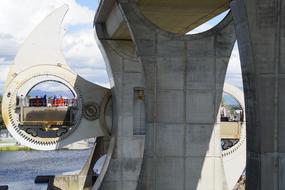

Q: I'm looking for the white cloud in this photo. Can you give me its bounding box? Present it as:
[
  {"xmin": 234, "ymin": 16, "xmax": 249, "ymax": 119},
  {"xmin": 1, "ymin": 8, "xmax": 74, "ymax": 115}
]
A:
[
  {"xmin": 0, "ymin": 59, "xmax": 10, "ymax": 81},
  {"xmin": 0, "ymin": 0, "xmax": 94, "ymax": 41},
  {"xmin": 63, "ymin": 28, "xmax": 109, "ymax": 86},
  {"xmin": 0, "ymin": 1, "xmax": 242, "ymax": 95},
  {"xmin": 31, "ymin": 81, "xmax": 70, "ymax": 92},
  {"xmin": 225, "ymin": 43, "xmax": 243, "ymax": 89},
  {"xmin": 0, "ymin": 0, "xmax": 109, "ymax": 94},
  {"xmin": 64, "ymin": 29, "xmax": 105, "ymax": 69},
  {"xmin": 0, "ymin": 0, "xmax": 96, "ymax": 65}
]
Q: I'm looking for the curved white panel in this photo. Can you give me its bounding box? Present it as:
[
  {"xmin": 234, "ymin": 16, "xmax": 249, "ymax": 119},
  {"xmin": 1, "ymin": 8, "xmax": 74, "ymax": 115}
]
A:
[{"xmin": 5, "ymin": 5, "xmax": 71, "ymax": 89}]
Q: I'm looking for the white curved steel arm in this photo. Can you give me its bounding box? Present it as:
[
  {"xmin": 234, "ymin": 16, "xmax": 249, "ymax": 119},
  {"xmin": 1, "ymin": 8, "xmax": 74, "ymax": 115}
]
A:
[{"xmin": 5, "ymin": 5, "xmax": 71, "ymax": 89}]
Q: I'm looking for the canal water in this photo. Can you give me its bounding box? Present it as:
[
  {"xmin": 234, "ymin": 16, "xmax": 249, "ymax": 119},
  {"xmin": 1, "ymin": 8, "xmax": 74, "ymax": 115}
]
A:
[{"xmin": 0, "ymin": 149, "xmax": 103, "ymax": 190}]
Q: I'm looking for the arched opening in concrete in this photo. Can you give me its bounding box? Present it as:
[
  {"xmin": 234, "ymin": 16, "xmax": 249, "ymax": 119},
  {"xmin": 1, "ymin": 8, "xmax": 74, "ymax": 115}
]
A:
[
  {"xmin": 221, "ymin": 42, "xmax": 246, "ymax": 189},
  {"xmin": 222, "ymin": 41, "xmax": 244, "ymax": 151}
]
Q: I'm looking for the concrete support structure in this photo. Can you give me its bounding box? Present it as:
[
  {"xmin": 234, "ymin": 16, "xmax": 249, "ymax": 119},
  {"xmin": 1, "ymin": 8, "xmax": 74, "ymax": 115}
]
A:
[
  {"xmin": 2, "ymin": 2, "xmax": 255, "ymax": 190},
  {"xmin": 7, "ymin": 0, "xmax": 285, "ymax": 189},
  {"xmin": 231, "ymin": 0, "xmax": 285, "ymax": 189},
  {"xmin": 95, "ymin": 1, "xmax": 235, "ymax": 189}
]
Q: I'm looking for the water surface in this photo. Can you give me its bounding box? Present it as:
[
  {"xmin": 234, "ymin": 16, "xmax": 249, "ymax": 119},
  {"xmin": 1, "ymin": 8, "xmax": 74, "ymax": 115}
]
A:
[{"xmin": 0, "ymin": 150, "xmax": 92, "ymax": 190}]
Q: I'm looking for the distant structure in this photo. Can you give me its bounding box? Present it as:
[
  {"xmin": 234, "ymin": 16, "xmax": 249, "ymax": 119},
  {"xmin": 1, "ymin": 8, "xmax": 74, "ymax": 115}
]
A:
[{"xmin": 1, "ymin": 0, "xmax": 283, "ymax": 189}]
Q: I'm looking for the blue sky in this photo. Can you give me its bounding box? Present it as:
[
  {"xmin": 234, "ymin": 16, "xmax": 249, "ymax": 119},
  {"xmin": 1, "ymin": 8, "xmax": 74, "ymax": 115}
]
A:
[
  {"xmin": 0, "ymin": 1, "xmax": 242, "ymax": 94},
  {"xmin": 76, "ymin": 0, "xmax": 98, "ymax": 10},
  {"xmin": 0, "ymin": 0, "xmax": 109, "ymax": 94}
]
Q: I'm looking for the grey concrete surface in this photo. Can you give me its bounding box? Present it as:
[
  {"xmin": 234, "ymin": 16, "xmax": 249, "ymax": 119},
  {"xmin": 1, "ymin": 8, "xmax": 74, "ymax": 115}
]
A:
[
  {"xmin": 95, "ymin": 1, "xmax": 236, "ymax": 189},
  {"xmin": 96, "ymin": 0, "xmax": 230, "ymax": 39},
  {"xmin": 231, "ymin": 0, "xmax": 285, "ymax": 189},
  {"xmin": 137, "ymin": 0, "xmax": 229, "ymax": 34}
]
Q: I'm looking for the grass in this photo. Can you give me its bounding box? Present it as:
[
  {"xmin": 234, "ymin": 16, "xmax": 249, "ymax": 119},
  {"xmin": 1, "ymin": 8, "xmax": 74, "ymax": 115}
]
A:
[{"xmin": 0, "ymin": 145, "xmax": 32, "ymax": 152}]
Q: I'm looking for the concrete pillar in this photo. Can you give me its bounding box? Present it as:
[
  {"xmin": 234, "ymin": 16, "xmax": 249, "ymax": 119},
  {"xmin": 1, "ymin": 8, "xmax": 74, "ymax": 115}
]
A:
[
  {"xmin": 95, "ymin": 35, "xmax": 146, "ymax": 189},
  {"xmin": 95, "ymin": 1, "xmax": 235, "ymax": 189},
  {"xmin": 231, "ymin": 0, "xmax": 285, "ymax": 189}
]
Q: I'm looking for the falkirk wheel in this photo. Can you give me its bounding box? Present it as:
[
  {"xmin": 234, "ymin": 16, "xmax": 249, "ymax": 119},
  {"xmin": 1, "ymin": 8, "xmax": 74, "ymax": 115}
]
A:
[
  {"xmin": 1, "ymin": 5, "xmax": 246, "ymax": 190},
  {"xmin": 2, "ymin": 6, "xmax": 113, "ymax": 189}
]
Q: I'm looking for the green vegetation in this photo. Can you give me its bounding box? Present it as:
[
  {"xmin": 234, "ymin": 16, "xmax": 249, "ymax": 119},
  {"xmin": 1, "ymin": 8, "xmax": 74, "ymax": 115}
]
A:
[
  {"xmin": 0, "ymin": 145, "xmax": 31, "ymax": 152},
  {"xmin": 0, "ymin": 95, "xmax": 4, "ymax": 129}
]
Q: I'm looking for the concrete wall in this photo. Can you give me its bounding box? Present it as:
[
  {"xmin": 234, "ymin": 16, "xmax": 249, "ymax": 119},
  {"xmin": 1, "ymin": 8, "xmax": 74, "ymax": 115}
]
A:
[
  {"xmin": 231, "ymin": 0, "xmax": 285, "ymax": 189},
  {"xmin": 94, "ymin": 38, "xmax": 146, "ymax": 189},
  {"xmin": 95, "ymin": 1, "xmax": 236, "ymax": 189}
]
